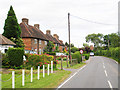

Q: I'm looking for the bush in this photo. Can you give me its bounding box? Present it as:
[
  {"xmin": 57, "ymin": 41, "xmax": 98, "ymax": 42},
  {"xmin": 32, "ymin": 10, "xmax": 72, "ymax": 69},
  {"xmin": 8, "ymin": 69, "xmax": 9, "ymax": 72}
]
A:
[
  {"xmin": 44, "ymin": 52, "xmax": 56, "ymax": 56},
  {"xmin": 6, "ymin": 48, "xmax": 24, "ymax": 67},
  {"xmin": 83, "ymin": 54, "xmax": 90, "ymax": 60},
  {"xmin": 71, "ymin": 51, "xmax": 82, "ymax": 63},
  {"xmin": 25, "ymin": 54, "xmax": 54, "ymax": 69}
]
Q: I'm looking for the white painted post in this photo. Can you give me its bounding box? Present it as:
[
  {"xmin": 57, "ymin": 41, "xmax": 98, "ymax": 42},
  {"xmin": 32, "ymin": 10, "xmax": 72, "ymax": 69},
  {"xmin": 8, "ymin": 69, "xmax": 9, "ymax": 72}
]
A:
[
  {"xmin": 48, "ymin": 64, "xmax": 49, "ymax": 75},
  {"xmin": 0, "ymin": 74, "xmax": 1, "ymax": 90},
  {"xmin": 38, "ymin": 66, "xmax": 40, "ymax": 80},
  {"xmin": 12, "ymin": 71, "xmax": 15, "ymax": 89},
  {"xmin": 22, "ymin": 69, "xmax": 25, "ymax": 86},
  {"xmin": 51, "ymin": 61, "xmax": 53, "ymax": 73},
  {"xmin": 43, "ymin": 65, "xmax": 45, "ymax": 77},
  {"xmin": 31, "ymin": 67, "xmax": 33, "ymax": 82}
]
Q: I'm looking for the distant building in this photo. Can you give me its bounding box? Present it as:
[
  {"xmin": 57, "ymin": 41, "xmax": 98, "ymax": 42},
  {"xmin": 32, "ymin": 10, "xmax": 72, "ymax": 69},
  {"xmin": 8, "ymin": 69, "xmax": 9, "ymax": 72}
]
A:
[{"xmin": 0, "ymin": 34, "xmax": 16, "ymax": 53}]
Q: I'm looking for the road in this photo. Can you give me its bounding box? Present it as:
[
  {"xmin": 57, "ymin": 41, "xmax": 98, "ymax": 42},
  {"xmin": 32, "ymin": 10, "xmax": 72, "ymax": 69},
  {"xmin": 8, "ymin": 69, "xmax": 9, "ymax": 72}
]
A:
[{"xmin": 58, "ymin": 56, "xmax": 119, "ymax": 89}]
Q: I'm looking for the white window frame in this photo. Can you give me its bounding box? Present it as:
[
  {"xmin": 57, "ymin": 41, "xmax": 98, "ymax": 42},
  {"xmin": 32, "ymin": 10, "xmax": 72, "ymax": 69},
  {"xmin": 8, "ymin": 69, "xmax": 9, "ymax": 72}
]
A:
[
  {"xmin": 39, "ymin": 40, "xmax": 42, "ymax": 44},
  {"xmin": 45, "ymin": 41, "xmax": 47, "ymax": 45},
  {"xmin": 34, "ymin": 39, "xmax": 37, "ymax": 44}
]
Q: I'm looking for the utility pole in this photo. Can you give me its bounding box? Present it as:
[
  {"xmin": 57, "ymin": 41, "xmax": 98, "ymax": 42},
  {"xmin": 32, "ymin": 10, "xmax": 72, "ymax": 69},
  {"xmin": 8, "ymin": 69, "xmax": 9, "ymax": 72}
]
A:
[
  {"xmin": 108, "ymin": 35, "xmax": 109, "ymax": 50},
  {"xmin": 68, "ymin": 13, "xmax": 71, "ymax": 64}
]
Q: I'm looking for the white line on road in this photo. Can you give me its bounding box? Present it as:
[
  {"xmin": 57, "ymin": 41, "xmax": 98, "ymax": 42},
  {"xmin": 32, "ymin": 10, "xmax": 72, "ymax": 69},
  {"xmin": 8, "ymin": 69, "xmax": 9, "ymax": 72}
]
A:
[
  {"xmin": 108, "ymin": 80, "xmax": 113, "ymax": 89},
  {"xmin": 57, "ymin": 65, "xmax": 86, "ymax": 89},
  {"xmin": 104, "ymin": 70, "xmax": 108, "ymax": 77},
  {"xmin": 103, "ymin": 65, "xmax": 105, "ymax": 69}
]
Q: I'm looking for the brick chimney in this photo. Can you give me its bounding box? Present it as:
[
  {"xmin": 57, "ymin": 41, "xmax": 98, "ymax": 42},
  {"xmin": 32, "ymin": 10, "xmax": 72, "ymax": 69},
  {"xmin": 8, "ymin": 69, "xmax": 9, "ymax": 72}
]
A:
[
  {"xmin": 22, "ymin": 18, "xmax": 29, "ymax": 25},
  {"xmin": 46, "ymin": 30, "xmax": 51, "ymax": 35},
  {"xmin": 34, "ymin": 24, "xmax": 39, "ymax": 29},
  {"xmin": 53, "ymin": 34, "xmax": 59, "ymax": 39}
]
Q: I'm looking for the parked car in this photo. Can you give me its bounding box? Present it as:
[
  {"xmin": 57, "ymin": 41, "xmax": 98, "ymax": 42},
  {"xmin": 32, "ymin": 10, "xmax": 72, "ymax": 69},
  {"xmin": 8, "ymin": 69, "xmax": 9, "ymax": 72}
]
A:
[{"xmin": 90, "ymin": 52, "xmax": 94, "ymax": 56}]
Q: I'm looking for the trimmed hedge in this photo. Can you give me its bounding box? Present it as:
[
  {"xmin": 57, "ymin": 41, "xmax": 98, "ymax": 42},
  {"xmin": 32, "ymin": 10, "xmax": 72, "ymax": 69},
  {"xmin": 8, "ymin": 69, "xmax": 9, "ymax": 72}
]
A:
[
  {"xmin": 95, "ymin": 47, "xmax": 120, "ymax": 63},
  {"xmin": 6, "ymin": 48, "xmax": 24, "ymax": 67},
  {"xmin": 44, "ymin": 52, "xmax": 56, "ymax": 55},
  {"xmin": 71, "ymin": 51, "xmax": 82, "ymax": 63}
]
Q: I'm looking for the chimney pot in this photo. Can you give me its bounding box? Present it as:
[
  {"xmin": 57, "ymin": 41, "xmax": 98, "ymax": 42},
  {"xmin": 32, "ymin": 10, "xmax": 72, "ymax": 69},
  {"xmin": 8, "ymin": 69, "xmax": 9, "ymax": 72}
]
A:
[
  {"xmin": 22, "ymin": 18, "xmax": 29, "ymax": 25},
  {"xmin": 34, "ymin": 24, "xmax": 39, "ymax": 29},
  {"xmin": 46, "ymin": 30, "xmax": 51, "ymax": 35},
  {"xmin": 53, "ymin": 34, "xmax": 59, "ymax": 39}
]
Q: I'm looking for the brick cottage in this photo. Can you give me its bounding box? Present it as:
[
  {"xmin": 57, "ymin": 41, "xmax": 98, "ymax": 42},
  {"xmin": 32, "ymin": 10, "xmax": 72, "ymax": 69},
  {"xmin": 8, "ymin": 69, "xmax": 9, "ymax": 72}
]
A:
[{"xmin": 20, "ymin": 18, "xmax": 64, "ymax": 54}]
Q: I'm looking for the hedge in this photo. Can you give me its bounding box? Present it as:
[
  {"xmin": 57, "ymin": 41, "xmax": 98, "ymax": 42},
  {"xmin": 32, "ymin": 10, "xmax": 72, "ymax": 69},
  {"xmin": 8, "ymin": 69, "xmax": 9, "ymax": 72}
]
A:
[
  {"xmin": 95, "ymin": 47, "xmax": 120, "ymax": 63},
  {"xmin": 6, "ymin": 48, "xmax": 24, "ymax": 67},
  {"xmin": 71, "ymin": 51, "xmax": 82, "ymax": 63}
]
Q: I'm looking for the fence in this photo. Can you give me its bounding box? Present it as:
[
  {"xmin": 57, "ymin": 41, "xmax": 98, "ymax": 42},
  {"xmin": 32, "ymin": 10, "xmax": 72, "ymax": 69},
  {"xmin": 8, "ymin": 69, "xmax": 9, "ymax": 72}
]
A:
[{"xmin": 0, "ymin": 61, "xmax": 53, "ymax": 89}]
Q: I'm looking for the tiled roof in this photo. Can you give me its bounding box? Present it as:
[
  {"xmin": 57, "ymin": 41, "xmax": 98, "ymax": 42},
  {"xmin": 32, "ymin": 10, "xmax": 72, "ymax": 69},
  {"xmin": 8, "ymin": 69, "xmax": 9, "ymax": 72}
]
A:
[
  {"xmin": 46, "ymin": 34, "xmax": 60, "ymax": 44},
  {"xmin": 20, "ymin": 22, "xmax": 48, "ymax": 41},
  {"xmin": 0, "ymin": 34, "xmax": 16, "ymax": 45},
  {"xmin": 59, "ymin": 40, "xmax": 64, "ymax": 46}
]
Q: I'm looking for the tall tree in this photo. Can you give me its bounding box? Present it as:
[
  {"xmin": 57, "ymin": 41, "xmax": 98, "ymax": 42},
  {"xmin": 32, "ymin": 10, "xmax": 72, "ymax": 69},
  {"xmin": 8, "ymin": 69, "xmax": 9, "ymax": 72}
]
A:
[
  {"xmin": 85, "ymin": 33, "xmax": 103, "ymax": 47},
  {"xmin": 3, "ymin": 6, "xmax": 21, "ymax": 39},
  {"xmin": 2, "ymin": 6, "xmax": 24, "ymax": 47}
]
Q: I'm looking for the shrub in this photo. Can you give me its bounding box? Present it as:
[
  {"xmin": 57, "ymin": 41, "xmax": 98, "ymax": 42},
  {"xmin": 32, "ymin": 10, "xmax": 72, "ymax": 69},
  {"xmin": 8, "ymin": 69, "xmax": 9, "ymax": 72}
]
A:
[
  {"xmin": 6, "ymin": 48, "xmax": 24, "ymax": 67},
  {"xmin": 25, "ymin": 54, "xmax": 54, "ymax": 69},
  {"xmin": 44, "ymin": 52, "xmax": 56, "ymax": 56},
  {"xmin": 83, "ymin": 54, "xmax": 90, "ymax": 60},
  {"xmin": 71, "ymin": 51, "xmax": 82, "ymax": 63}
]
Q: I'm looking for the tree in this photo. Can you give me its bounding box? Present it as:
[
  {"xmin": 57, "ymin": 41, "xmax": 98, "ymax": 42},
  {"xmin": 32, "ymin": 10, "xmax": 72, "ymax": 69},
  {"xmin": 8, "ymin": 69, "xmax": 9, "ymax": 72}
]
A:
[
  {"xmin": 44, "ymin": 41, "xmax": 54, "ymax": 52},
  {"xmin": 71, "ymin": 47, "xmax": 79, "ymax": 53},
  {"xmin": 65, "ymin": 42, "xmax": 69, "ymax": 47},
  {"xmin": 71, "ymin": 43, "xmax": 74, "ymax": 47},
  {"xmin": 2, "ymin": 6, "xmax": 24, "ymax": 47},
  {"xmin": 3, "ymin": 6, "xmax": 21, "ymax": 39},
  {"xmin": 85, "ymin": 33, "xmax": 103, "ymax": 48},
  {"xmin": 83, "ymin": 43, "xmax": 89, "ymax": 48}
]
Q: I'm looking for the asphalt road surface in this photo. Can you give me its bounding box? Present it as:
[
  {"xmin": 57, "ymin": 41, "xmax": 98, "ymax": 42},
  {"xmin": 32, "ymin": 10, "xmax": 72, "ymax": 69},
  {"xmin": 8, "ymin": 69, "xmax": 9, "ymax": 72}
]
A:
[{"xmin": 58, "ymin": 56, "xmax": 119, "ymax": 89}]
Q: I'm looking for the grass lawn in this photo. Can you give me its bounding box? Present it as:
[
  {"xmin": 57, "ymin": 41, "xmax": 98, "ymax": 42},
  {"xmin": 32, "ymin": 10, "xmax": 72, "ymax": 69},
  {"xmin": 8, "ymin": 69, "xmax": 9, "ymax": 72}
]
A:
[
  {"xmin": 68, "ymin": 62, "xmax": 86, "ymax": 69},
  {"xmin": 2, "ymin": 70, "xmax": 71, "ymax": 88},
  {"xmin": 57, "ymin": 61, "xmax": 86, "ymax": 69}
]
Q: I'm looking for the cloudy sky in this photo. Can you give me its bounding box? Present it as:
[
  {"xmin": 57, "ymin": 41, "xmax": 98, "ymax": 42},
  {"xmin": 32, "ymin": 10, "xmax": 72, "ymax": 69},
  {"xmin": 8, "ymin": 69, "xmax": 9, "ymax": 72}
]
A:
[{"xmin": 0, "ymin": 0, "xmax": 119, "ymax": 47}]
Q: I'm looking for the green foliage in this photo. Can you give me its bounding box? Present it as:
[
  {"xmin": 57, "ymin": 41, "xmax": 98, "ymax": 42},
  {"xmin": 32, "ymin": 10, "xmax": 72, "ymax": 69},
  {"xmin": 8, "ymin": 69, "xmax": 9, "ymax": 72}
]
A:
[
  {"xmin": 86, "ymin": 33, "xmax": 103, "ymax": 48},
  {"xmin": 44, "ymin": 41, "xmax": 54, "ymax": 52},
  {"xmin": 6, "ymin": 48, "xmax": 24, "ymax": 67},
  {"xmin": 95, "ymin": 47, "xmax": 120, "ymax": 63},
  {"xmin": 3, "ymin": 6, "xmax": 21, "ymax": 39},
  {"xmin": 83, "ymin": 54, "xmax": 90, "ymax": 60},
  {"xmin": 65, "ymin": 42, "xmax": 69, "ymax": 47},
  {"xmin": 71, "ymin": 51, "xmax": 82, "ymax": 63},
  {"xmin": 83, "ymin": 43, "xmax": 89, "ymax": 48},
  {"xmin": 25, "ymin": 54, "xmax": 54, "ymax": 69},
  {"xmin": 55, "ymin": 46, "xmax": 59, "ymax": 52},
  {"xmin": 2, "ymin": 6, "xmax": 24, "ymax": 48},
  {"xmin": 44, "ymin": 52, "xmax": 56, "ymax": 55},
  {"xmin": 71, "ymin": 47, "xmax": 79, "ymax": 53}
]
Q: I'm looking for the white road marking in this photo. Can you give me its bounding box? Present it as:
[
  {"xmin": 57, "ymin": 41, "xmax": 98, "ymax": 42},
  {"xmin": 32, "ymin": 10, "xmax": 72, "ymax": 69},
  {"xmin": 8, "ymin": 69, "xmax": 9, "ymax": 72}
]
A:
[
  {"xmin": 108, "ymin": 80, "xmax": 113, "ymax": 89},
  {"xmin": 104, "ymin": 70, "xmax": 108, "ymax": 77},
  {"xmin": 57, "ymin": 65, "xmax": 86, "ymax": 89},
  {"xmin": 103, "ymin": 65, "xmax": 105, "ymax": 69}
]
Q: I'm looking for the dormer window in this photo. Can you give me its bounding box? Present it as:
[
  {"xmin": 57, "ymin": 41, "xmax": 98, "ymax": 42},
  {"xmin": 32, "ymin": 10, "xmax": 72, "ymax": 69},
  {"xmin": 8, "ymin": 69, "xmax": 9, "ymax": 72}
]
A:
[{"xmin": 34, "ymin": 39, "xmax": 37, "ymax": 44}]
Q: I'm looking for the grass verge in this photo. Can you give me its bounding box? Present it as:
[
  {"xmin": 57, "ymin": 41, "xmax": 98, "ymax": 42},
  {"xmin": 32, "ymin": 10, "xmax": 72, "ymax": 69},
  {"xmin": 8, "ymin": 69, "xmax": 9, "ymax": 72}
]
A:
[{"xmin": 2, "ymin": 70, "xmax": 71, "ymax": 88}]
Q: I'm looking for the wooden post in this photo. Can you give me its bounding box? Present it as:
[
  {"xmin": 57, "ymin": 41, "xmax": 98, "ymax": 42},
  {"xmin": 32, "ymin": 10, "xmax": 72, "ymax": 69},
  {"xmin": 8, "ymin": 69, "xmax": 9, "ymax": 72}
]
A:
[
  {"xmin": 48, "ymin": 64, "xmax": 49, "ymax": 75},
  {"xmin": 12, "ymin": 71, "xmax": 15, "ymax": 89}
]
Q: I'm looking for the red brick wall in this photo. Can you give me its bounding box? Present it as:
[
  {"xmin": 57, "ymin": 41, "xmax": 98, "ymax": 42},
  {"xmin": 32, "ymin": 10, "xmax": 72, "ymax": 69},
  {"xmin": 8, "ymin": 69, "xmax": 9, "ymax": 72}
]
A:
[{"xmin": 22, "ymin": 38, "xmax": 32, "ymax": 50}]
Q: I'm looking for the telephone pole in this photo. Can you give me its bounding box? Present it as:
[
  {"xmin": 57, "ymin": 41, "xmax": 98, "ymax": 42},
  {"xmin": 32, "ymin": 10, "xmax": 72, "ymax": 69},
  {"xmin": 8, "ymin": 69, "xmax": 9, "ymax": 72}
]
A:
[{"xmin": 68, "ymin": 13, "xmax": 71, "ymax": 64}]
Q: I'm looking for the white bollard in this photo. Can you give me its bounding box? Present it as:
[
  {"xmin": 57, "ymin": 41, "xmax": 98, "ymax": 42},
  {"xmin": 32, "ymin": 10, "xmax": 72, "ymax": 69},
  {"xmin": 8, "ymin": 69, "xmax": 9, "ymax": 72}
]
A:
[
  {"xmin": 51, "ymin": 61, "xmax": 53, "ymax": 73},
  {"xmin": 22, "ymin": 69, "xmax": 25, "ymax": 86},
  {"xmin": 31, "ymin": 67, "xmax": 33, "ymax": 82},
  {"xmin": 48, "ymin": 64, "xmax": 49, "ymax": 75},
  {"xmin": 12, "ymin": 71, "xmax": 15, "ymax": 89},
  {"xmin": 0, "ymin": 74, "xmax": 1, "ymax": 90},
  {"xmin": 43, "ymin": 65, "xmax": 45, "ymax": 77},
  {"xmin": 38, "ymin": 66, "xmax": 40, "ymax": 80}
]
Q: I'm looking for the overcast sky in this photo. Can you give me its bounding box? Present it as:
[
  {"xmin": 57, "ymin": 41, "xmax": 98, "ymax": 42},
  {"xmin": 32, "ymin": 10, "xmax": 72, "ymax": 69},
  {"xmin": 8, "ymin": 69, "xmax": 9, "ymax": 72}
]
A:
[{"xmin": 0, "ymin": 0, "xmax": 119, "ymax": 47}]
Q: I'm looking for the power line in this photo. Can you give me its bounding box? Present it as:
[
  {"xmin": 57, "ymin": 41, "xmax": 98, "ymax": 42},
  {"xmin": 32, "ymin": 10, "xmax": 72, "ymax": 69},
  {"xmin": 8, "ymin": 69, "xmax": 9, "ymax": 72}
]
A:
[{"xmin": 71, "ymin": 14, "xmax": 117, "ymax": 26}]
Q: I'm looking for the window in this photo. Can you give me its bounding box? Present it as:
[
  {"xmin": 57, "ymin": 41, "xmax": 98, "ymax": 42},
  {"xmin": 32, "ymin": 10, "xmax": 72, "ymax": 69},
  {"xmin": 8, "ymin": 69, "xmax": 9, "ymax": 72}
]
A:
[
  {"xmin": 34, "ymin": 39, "xmax": 37, "ymax": 44},
  {"xmin": 45, "ymin": 41, "xmax": 47, "ymax": 45},
  {"xmin": 39, "ymin": 40, "xmax": 42, "ymax": 44}
]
